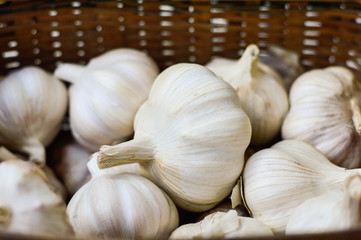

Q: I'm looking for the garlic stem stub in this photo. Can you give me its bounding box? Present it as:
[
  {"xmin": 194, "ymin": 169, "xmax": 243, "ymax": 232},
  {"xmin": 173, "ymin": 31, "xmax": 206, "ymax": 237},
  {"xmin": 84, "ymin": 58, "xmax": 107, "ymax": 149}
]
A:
[
  {"xmin": 206, "ymin": 44, "xmax": 289, "ymax": 146},
  {"xmin": 67, "ymin": 173, "xmax": 179, "ymax": 240},
  {"xmin": 87, "ymin": 152, "xmax": 140, "ymax": 178},
  {"xmin": 54, "ymin": 48, "xmax": 159, "ymax": 152},
  {"xmin": 282, "ymin": 66, "xmax": 361, "ymax": 168},
  {"xmin": 0, "ymin": 66, "xmax": 68, "ymax": 166},
  {"xmin": 242, "ymin": 139, "xmax": 361, "ymax": 233},
  {"xmin": 98, "ymin": 63, "xmax": 252, "ymax": 212}
]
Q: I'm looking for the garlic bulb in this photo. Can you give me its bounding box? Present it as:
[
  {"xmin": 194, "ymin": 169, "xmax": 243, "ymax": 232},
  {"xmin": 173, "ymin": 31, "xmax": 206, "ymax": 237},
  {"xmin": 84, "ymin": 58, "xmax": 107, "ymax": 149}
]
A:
[
  {"xmin": 0, "ymin": 146, "xmax": 68, "ymax": 200},
  {"xmin": 169, "ymin": 210, "xmax": 274, "ymax": 239},
  {"xmin": 0, "ymin": 66, "xmax": 68, "ymax": 166},
  {"xmin": 242, "ymin": 139, "xmax": 361, "ymax": 233},
  {"xmin": 97, "ymin": 63, "xmax": 252, "ymax": 212},
  {"xmin": 260, "ymin": 44, "xmax": 304, "ymax": 91},
  {"xmin": 282, "ymin": 66, "xmax": 361, "ymax": 168},
  {"xmin": 67, "ymin": 173, "xmax": 178, "ymax": 239},
  {"xmin": 286, "ymin": 174, "xmax": 361, "ymax": 234},
  {"xmin": 206, "ymin": 44, "xmax": 289, "ymax": 146},
  {"xmin": 87, "ymin": 152, "xmax": 139, "ymax": 178},
  {"xmin": 0, "ymin": 160, "xmax": 73, "ymax": 237},
  {"xmin": 54, "ymin": 48, "xmax": 159, "ymax": 152},
  {"xmin": 49, "ymin": 138, "xmax": 92, "ymax": 196}
]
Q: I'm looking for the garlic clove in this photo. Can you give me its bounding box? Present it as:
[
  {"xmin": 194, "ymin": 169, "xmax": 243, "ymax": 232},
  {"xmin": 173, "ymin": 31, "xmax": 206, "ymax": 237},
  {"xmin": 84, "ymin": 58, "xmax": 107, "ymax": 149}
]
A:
[
  {"xmin": 242, "ymin": 139, "xmax": 361, "ymax": 233},
  {"xmin": 0, "ymin": 66, "xmax": 68, "ymax": 166},
  {"xmin": 0, "ymin": 160, "xmax": 73, "ymax": 237},
  {"xmin": 54, "ymin": 48, "xmax": 159, "ymax": 152},
  {"xmin": 206, "ymin": 44, "xmax": 289, "ymax": 146},
  {"xmin": 169, "ymin": 210, "xmax": 274, "ymax": 239},
  {"xmin": 67, "ymin": 173, "xmax": 178, "ymax": 239},
  {"xmin": 97, "ymin": 63, "xmax": 251, "ymax": 212}
]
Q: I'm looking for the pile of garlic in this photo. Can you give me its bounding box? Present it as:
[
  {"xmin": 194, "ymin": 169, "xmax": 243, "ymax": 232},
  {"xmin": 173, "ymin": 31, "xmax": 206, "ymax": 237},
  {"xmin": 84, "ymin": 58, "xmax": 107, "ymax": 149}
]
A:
[{"xmin": 1, "ymin": 43, "xmax": 361, "ymax": 240}]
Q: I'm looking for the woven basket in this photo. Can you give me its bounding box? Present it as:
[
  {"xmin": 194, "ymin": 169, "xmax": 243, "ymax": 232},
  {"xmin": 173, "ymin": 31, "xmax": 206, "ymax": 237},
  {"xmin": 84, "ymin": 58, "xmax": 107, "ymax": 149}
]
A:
[{"xmin": 1, "ymin": 0, "xmax": 361, "ymax": 239}]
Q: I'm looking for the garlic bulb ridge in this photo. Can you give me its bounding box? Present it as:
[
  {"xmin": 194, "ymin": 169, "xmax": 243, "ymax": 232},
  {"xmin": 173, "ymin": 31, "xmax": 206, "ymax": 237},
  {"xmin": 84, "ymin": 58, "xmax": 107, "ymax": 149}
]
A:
[
  {"xmin": 242, "ymin": 139, "xmax": 361, "ymax": 233},
  {"xmin": 54, "ymin": 48, "xmax": 159, "ymax": 152},
  {"xmin": 206, "ymin": 44, "xmax": 289, "ymax": 146},
  {"xmin": 97, "ymin": 63, "xmax": 252, "ymax": 212},
  {"xmin": 282, "ymin": 66, "xmax": 361, "ymax": 168},
  {"xmin": 0, "ymin": 66, "xmax": 68, "ymax": 166}
]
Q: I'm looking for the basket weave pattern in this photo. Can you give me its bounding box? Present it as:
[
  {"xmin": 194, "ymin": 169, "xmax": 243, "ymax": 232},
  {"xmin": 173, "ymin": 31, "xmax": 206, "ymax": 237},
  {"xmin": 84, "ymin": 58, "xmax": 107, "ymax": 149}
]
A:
[{"xmin": 1, "ymin": 0, "xmax": 361, "ymax": 74}]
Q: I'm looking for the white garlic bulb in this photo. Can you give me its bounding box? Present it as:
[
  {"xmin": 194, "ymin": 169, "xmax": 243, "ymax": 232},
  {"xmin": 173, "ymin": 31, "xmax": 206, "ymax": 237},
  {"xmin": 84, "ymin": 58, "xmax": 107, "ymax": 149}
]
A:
[
  {"xmin": 67, "ymin": 173, "xmax": 178, "ymax": 239},
  {"xmin": 87, "ymin": 152, "xmax": 139, "ymax": 178},
  {"xmin": 0, "ymin": 66, "xmax": 68, "ymax": 166},
  {"xmin": 0, "ymin": 146, "xmax": 68, "ymax": 200},
  {"xmin": 0, "ymin": 160, "xmax": 73, "ymax": 237},
  {"xmin": 286, "ymin": 174, "xmax": 361, "ymax": 234},
  {"xmin": 260, "ymin": 44, "xmax": 304, "ymax": 92},
  {"xmin": 242, "ymin": 139, "xmax": 361, "ymax": 233},
  {"xmin": 169, "ymin": 210, "xmax": 274, "ymax": 239},
  {"xmin": 97, "ymin": 63, "xmax": 252, "ymax": 212},
  {"xmin": 46, "ymin": 132, "xmax": 92, "ymax": 196},
  {"xmin": 54, "ymin": 48, "xmax": 159, "ymax": 152},
  {"xmin": 206, "ymin": 44, "xmax": 289, "ymax": 146},
  {"xmin": 282, "ymin": 66, "xmax": 361, "ymax": 168}
]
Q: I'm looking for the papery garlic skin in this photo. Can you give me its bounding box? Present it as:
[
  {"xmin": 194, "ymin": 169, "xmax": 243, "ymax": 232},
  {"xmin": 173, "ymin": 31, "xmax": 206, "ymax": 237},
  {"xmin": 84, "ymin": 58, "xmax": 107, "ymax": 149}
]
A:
[
  {"xmin": 282, "ymin": 66, "xmax": 361, "ymax": 168},
  {"xmin": 54, "ymin": 48, "xmax": 159, "ymax": 152},
  {"xmin": 0, "ymin": 160, "xmax": 73, "ymax": 237},
  {"xmin": 285, "ymin": 175, "xmax": 361, "ymax": 234},
  {"xmin": 169, "ymin": 210, "xmax": 273, "ymax": 239},
  {"xmin": 0, "ymin": 66, "xmax": 67, "ymax": 166},
  {"xmin": 87, "ymin": 152, "xmax": 139, "ymax": 178},
  {"xmin": 67, "ymin": 173, "xmax": 178, "ymax": 240},
  {"xmin": 206, "ymin": 44, "xmax": 289, "ymax": 146},
  {"xmin": 98, "ymin": 63, "xmax": 251, "ymax": 212},
  {"xmin": 243, "ymin": 139, "xmax": 361, "ymax": 233}
]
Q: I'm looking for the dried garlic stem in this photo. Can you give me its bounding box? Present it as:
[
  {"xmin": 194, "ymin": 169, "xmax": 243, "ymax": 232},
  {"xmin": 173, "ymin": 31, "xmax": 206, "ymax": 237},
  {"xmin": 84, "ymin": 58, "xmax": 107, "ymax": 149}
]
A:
[
  {"xmin": 98, "ymin": 138, "xmax": 154, "ymax": 169},
  {"xmin": 0, "ymin": 206, "xmax": 11, "ymax": 228},
  {"xmin": 54, "ymin": 63, "xmax": 85, "ymax": 84},
  {"xmin": 350, "ymin": 97, "xmax": 361, "ymax": 134},
  {"xmin": 234, "ymin": 44, "xmax": 260, "ymax": 87},
  {"xmin": 21, "ymin": 139, "xmax": 45, "ymax": 167}
]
